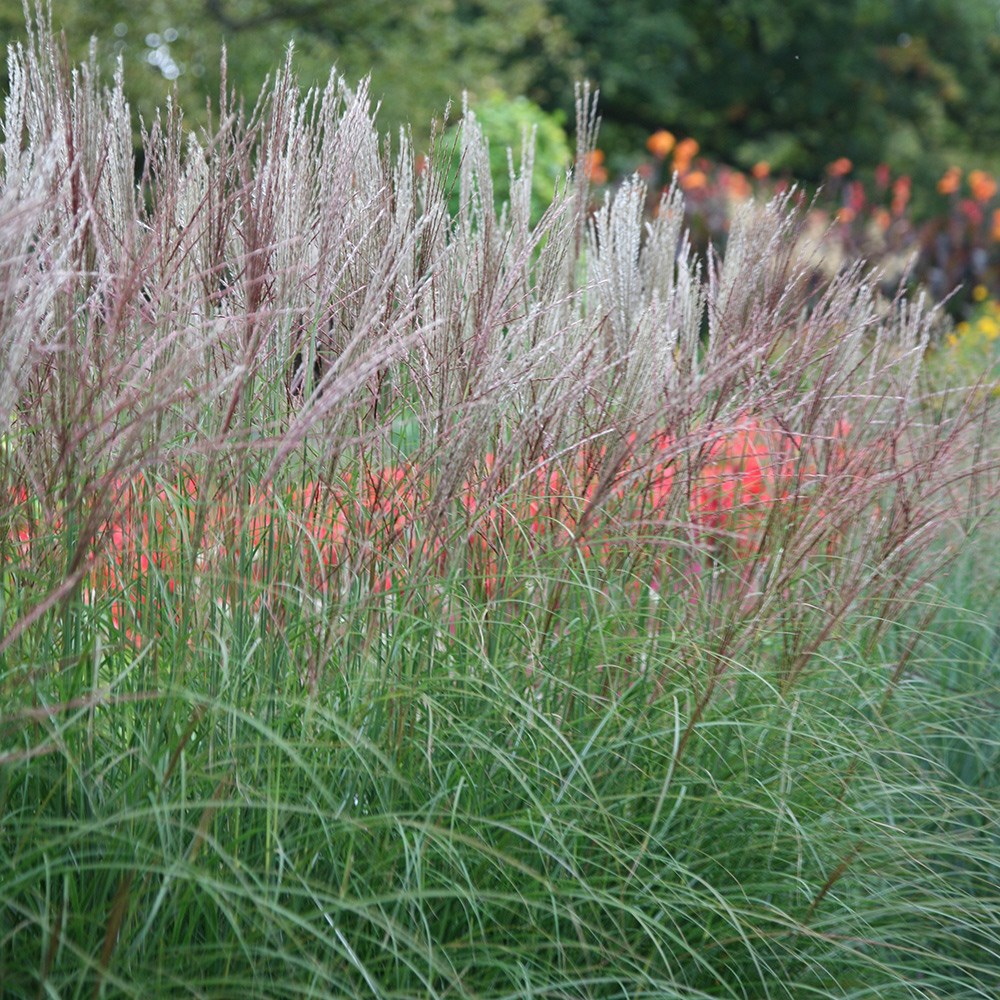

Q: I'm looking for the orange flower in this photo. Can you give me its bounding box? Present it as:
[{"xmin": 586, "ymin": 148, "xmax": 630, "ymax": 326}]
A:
[
  {"xmin": 968, "ymin": 169, "xmax": 997, "ymax": 203},
  {"xmin": 836, "ymin": 206, "xmax": 856, "ymax": 224},
  {"xmin": 726, "ymin": 170, "xmax": 752, "ymax": 201},
  {"xmin": 6, "ymin": 409, "xmax": 867, "ymax": 619},
  {"xmin": 672, "ymin": 137, "xmax": 699, "ymax": 174},
  {"xmin": 646, "ymin": 129, "xmax": 676, "ymax": 159},
  {"xmin": 992, "ymin": 208, "xmax": 1000, "ymax": 242},
  {"xmin": 680, "ymin": 170, "xmax": 707, "ymax": 191},
  {"xmin": 583, "ymin": 149, "xmax": 608, "ymax": 184},
  {"xmin": 872, "ymin": 207, "xmax": 891, "ymax": 232},
  {"xmin": 937, "ymin": 166, "xmax": 962, "ymax": 195},
  {"xmin": 826, "ymin": 157, "xmax": 853, "ymax": 178},
  {"xmin": 751, "ymin": 161, "xmax": 770, "ymax": 180},
  {"xmin": 891, "ymin": 175, "xmax": 911, "ymax": 216}
]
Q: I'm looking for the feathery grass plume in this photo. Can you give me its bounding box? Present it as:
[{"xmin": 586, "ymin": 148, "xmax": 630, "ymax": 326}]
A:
[{"xmin": 2, "ymin": 8, "xmax": 1000, "ymax": 997}]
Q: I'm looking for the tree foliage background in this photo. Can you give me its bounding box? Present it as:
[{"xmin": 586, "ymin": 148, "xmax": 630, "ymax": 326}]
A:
[
  {"xmin": 546, "ymin": 0, "xmax": 1000, "ymax": 189},
  {"xmin": 2, "ymin": 0, "xmax": 1000, "ymax": 188}
]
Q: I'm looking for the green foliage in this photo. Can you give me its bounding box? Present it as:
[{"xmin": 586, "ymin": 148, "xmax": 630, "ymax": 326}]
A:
[
  {"xmin": 3, "ymin": 556, "xmax": 1000, "ymax": 996},
  {"xmin": 0, "ymin": 0, "xmax": 575, "ymax": 148},
  {"xmin": 5, "ymin": 0, "xmax": 1000, "ymax": 187},
  {"xmin": 547, "ymin": 0, "xmax": 1000, "ymax": 185},
  {"xmin": 444, "ymin": 91, "xmax": 571, "ymax": 225}
]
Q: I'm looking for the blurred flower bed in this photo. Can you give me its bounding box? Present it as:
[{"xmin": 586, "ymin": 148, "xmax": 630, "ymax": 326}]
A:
[
  {"xmin": 936, "ymin": 284, "xmax": 1000, "ymax": 385},
  {"xmin": 8, "ymin": 415, "xmax": 854, "ymax": 647},
  {"xmin": 583, "ymin": 130, "xmax": 1000, "ymax": 325}
]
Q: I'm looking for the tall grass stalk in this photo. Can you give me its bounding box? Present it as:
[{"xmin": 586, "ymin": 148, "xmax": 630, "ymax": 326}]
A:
[{"xmin": 2, "ymin": 12, "xmax": 999, "ymax": 997}]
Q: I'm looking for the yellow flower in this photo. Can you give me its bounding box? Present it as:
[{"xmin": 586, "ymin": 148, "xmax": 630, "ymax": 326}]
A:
[
  {"xmin": 973, "ymin": 284, "xmax": 989, "ymax": 302},
  {"xmin": 977, "ymin": 316, "xmax": 1000, "ymax": 340}
]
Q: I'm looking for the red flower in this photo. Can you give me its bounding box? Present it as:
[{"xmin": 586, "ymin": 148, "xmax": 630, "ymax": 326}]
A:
[{"xmin": 960, "ymin": 199, "xmax": 983, "ymax": 226}]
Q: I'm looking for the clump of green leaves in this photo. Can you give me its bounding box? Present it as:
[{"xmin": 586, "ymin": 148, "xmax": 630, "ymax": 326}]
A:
[{"xmin": 442, "ymin": 90, "xmax": 572, "ymax": 225}]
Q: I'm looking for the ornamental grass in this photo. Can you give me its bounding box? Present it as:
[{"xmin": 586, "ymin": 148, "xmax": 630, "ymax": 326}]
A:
[{"xmin": 2, "ymin": 13, "xmax": 1000, "ymax": 998}]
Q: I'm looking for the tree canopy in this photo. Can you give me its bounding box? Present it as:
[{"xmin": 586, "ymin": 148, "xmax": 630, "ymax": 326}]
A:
[
  {"xmin": 546, "ymin": 0, "xmax": 1000, "ymax": 185},
  {"xmin": 3, "ymin": 0, "xmax": 999, "ymax": 187},
  {"xmin": 2, "ymin": 0, "xmax": 574, "ymax": 144}
]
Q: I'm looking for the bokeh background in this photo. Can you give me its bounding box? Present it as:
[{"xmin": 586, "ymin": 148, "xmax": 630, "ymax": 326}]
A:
[{"xmin": 4, "ymin": 1, "xmax": 998, "ymax": 182}]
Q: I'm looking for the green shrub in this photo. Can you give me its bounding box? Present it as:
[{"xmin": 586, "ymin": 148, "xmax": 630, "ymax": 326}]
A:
[{"xmin": 442, "ymin": 91, "xmax": 572, "ymax": 225}]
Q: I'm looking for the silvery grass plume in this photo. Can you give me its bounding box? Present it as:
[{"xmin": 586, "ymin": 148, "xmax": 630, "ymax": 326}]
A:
[{"xmin": 0, "ymin": 4, "xmax": 996, "ymax": 683}]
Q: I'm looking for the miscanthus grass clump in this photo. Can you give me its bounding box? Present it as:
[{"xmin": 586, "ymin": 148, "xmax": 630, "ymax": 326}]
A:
[{"xmin": 2, "ymin": 14, "xmax": 999, "ymax": 999}]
